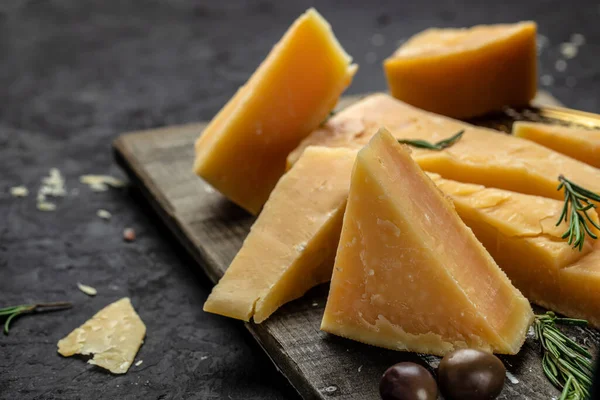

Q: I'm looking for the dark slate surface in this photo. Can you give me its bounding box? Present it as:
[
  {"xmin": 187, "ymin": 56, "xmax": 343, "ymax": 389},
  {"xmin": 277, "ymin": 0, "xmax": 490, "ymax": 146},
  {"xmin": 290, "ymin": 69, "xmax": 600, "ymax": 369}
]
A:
[{"xmin": 1, "ymin": 1, "xmax": 599, "ymax": 399}]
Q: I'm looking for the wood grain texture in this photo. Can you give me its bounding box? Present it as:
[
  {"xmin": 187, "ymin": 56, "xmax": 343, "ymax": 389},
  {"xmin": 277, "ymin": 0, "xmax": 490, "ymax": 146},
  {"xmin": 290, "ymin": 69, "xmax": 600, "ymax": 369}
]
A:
[{"xmin": 113, "ymin": 93, "xmax": 600, "ymax": 400}]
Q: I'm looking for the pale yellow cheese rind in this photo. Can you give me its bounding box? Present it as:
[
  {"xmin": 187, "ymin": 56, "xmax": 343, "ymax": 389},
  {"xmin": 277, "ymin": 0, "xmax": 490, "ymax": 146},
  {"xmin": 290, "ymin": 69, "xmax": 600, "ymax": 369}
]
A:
[
  {"xmin": 288, "ymin": 93, "xmax": 600, "ymax": 203},
  {"xmin": 384, "ymin": 22, "xmax": 537, "ymax": 119},
  {"xmin": 203, "ymin": 146, "xmax": 356, "ymax": 323},
  {"xmin": 513, "ymin": 121, "xmax": 600, "ymax": 168},
  {"xmin": 57, "ymin": 298, "xmax": 146, "ymax": 374},
  {"xmin": 321, "ymin": 129, "xmax": 533, "ymax": 356},
  {"xmin": 429, "ymin": 174, "xmax": 600, "ymax": 327},
  {"xmin": 194, "ymin": 8, "xmax": 357, "ymax": 215}
]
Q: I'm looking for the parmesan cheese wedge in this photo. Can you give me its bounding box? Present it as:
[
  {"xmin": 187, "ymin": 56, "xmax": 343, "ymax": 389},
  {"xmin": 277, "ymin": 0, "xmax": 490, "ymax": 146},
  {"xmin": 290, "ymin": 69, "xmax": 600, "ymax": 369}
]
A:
[
  {"xmin": 288, "ymin": 93, "xmax": 600, "ymax": 202},
  {"xmin": 57, "ymin": 298, "xmax": 146, "ymax": 374},
  {"xmin": 203, "ymin": 146, "xmax": 356, "ymax": 322},
  {"xmin": 429, "ymin": 174, "xmax": 600, "ymax": 327},
  {"xmin": 194, "ymin": 8, "xmax": 357, "ymax": 215},
  {"xmin": 321, "ymin": 129, "xmax": 533, "ymax": 356},
  {"xmin": 384, "ymin": 22, "xmax": 537, "ymax": 118},
  {"xmin": 513, "ymin": 122, "xmax": 600, "ymax": 168}
]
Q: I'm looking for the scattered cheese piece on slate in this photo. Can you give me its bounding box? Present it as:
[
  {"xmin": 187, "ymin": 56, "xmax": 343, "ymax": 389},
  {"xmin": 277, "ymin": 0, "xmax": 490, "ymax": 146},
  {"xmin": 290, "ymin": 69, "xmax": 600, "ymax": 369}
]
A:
[
  {"xmin": 10, "ymin": 186, "xmax": 29, "ymax": 197},
  {"xmin": 80, "ymin": 175, "xmax": 126, "ymax": 191},
  {"xmin": 58, "ymin": 298, "xmax": 146, "ymax": 374},
  {"xmin": 77, "ymin": 283, "xmax": 98, "ymax": 296},
  {"xmin": 288, "ymin": 93, "xmax": 600, "ymax": 203},
  {"xmin": 194, "ymin": 8, "xmax": 357, "ymax": 215},
  {"xmin": 384, "ymin": 22, "xmax": 537, "ymax": 118},
  {"xmin": 203, "ymin": 146, "xmax": 356, "ymax": 323},
  {"xmin": 321, "ymin": 129, "xmax": 533, "ymax": 356},
  {"xmin": 513, "ymin": 121, "xmax": 600, "ymax": 168},
  {"xmin": 96, "ymin": 209, "xmax": 112, "ymax": 220},
  {"xmin": 429, "ymin": 174, "xmax": 600, "ymax": 327}
]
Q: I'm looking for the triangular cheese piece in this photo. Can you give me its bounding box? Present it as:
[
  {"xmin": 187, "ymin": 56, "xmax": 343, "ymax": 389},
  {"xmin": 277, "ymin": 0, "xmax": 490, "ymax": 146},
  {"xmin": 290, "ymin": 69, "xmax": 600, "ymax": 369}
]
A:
[
  {"xmin": 57, "ymin": 298, "xmax": 146, "ymax": 374},
  {"xmin": 321, "ymin": 129, "xmax": 533, "ymax": 356},
  {"xmin": 204, "ymin": 146, "xmax": 356, "ymax": 323},
  {"xmin": 194, "ymin": 8, "xmax": 357, "ymax": 215},
  {"xmin": 513, "ymin": 121, "xmax": 600, "ymax": 168}
]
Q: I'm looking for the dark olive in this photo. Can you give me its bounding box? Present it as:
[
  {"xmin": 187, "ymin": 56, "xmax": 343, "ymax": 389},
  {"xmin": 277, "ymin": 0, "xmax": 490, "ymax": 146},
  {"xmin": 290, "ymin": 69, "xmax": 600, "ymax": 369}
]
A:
[
  {"xmin": 379, "ymin": 362, "xmax": 438, "ymax": 400},
  {"xmin": 438, "ymin": 348, "xmax": 506, "ymax": 400}
]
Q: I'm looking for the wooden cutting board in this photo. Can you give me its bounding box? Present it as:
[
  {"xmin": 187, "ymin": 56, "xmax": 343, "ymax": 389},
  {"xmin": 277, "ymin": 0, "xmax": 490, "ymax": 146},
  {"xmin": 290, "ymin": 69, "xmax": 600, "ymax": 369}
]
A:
[{"xmin": 113, "ymin": 93, "xmax": 600, "ymax": 400}]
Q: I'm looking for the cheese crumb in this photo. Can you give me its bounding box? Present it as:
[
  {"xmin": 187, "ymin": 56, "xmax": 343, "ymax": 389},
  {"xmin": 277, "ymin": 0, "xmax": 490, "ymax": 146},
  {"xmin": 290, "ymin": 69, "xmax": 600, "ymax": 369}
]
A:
[
  {"xmin": 135, "ymin": 360, "xmax": 143, "ymax": 367},
  {"xmin": 10, "ymin": 186, "xmax": 29, "ymax": 197},
  {"xmin": 80, "ymin": 175, "xmax": 126, "ymax": 192},
  {"xmin": 37, "ymin": 168, "xmax": 66, "ymax": 210},
  {"xmin": 57, "ymin": 297, "xmax": 146, "ymax": 374},
  {"xmin": 97, "ymin": 209, "xmax": 112, "ymax": 220},
  {"xmin": 77, "ymin": 283, "xmax": 98, "ymax": 296},
  {"xmin": 37, "ymin": 202, "xmax": 57, "ymax": 212},
  {"xmin": 506, "ymin": 371, "xmax": 520, "ymax": 384},
  {"xmin": 560, "ymin": 43, "xmax": 578, "ymax": 59},
  {"xmin": 570, "ymin": 33, "xmax": 585, "ymax": 46}
]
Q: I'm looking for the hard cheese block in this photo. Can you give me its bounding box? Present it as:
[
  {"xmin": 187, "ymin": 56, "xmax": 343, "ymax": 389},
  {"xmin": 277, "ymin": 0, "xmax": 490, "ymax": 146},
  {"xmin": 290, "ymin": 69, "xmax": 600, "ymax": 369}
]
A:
[
  {"xmin": 57, "ymin": 298, "xmax": 146, "ymax": 374},
  {"xmin": 429, "ymin": 174, "xmax": 600, "ymax": 327},
  {"xmin": 194, "ymin": 8, "xmax": 357, "ymax": 215},
  {"xmin": 203, "ymin": 146, "xmax": 356, "ymax": 323},
  {"xmin": 513, "ymin": 121, "xmax": 600, "ymax": 168},
  {"xmin": 288, "ymin": 93, "xmax": 600, "ymax": 202},
  {"xmin": 384, "ymin": 22, "xmax": 537, "ymax": 119},
  {"xmin": 321, "ymin": 129, "xmax": 533, "ymax": 356}
]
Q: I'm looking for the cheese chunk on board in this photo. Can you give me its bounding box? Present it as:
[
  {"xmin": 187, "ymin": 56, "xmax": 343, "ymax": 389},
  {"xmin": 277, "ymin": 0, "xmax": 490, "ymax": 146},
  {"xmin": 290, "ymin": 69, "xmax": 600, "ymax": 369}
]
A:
[
  {"xmin": 321, "ymin": 129, "xmax": 533, "ymax": 356},
  {"xmin": 513, "ymin": 121, "xmax": 600, "ymax": 168},
  {"xmin": 384, "ymin": 22, "xmax": 537, "ymax": 119},
  {"xmin": 194, "ymin": 8, "xmax": 357, "ymax": 215},
  {"xmin": 288, "ymin": 93, "xmax": 600, "ymax": 203},
  {"xmin": 429, "ymin": 174, "xmax": 600, "ymax": 327},
  {"xmin": 203, "ymin": 146, "xmax": 356, "ymax": 323},
  {"xmin": 57, "ymin": 298, "xmax": 146, "ymax": 374}
]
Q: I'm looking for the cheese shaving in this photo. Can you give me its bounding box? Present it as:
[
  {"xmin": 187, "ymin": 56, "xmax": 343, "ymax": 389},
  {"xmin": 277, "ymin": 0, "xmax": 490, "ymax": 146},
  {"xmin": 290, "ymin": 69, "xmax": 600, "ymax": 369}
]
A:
[
  {"xmin": 36, "ymin": 168, "xmax": 66, "ymax": 211},
  {"xmin": 80, "ymin": 175, "xmax": 126, "ymax": 192},
  {"xmin": 57, "ymin": 297, "xmax": 146, "ymax": 374},
  {"xmin": 97, "ymin": 209, "xmax": 112, "ymax": 220},
  {"xmin": 77, "ymin": 283, "xmax": 97, "ymax": 296},
  {"xmin": 10, "ymin": 186, "xmax": 29, "ymax": 197}
]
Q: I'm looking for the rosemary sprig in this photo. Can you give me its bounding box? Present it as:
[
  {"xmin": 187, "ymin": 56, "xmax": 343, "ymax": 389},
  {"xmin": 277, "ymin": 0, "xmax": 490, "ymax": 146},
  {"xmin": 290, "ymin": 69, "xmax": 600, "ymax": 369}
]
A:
[
  {"xmin": 534, "ymin": 312, "xmax": 593, "ymax": 399},
  {"xmin": 0, "ymin": 302, "xmax": 72, "ymax": 335},
  {"xmin": 398, "ymin": 130, "xmax": 465, "ymax": 151},
  {"xmin": 556, "ymin": 175, "xmax": 600, "ymax": 251}
]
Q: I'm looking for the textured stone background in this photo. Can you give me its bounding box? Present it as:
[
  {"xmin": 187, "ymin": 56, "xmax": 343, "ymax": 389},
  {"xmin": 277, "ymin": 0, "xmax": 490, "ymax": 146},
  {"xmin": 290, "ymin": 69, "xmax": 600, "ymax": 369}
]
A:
[{"xmin": 1, "ymin": 1, "xmax": 599, "ymax": 399}]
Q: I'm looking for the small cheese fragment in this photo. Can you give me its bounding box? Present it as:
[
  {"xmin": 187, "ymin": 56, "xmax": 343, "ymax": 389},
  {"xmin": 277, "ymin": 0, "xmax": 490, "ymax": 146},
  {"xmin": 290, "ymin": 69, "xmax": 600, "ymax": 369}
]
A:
[
  {"xmin": 321, "ymin": 129, "xmax": 533, "ymax": 356},
  {"xmin": 429, "ymin": 174, "xmax": 600, "ymax": 326},
  {"xmin": 58, "ymin": 298, "xmax": 146, "ymax": 374},
  {"xmin": 384, "ymin": 22, "xmax": 537, "ymax": 118},
  {"xmin": 194, "ymin": 8, "xmax": 357, "ymax": 215},
  {"xmin": 203, "ymin": 146, "xmax": 356, "ymax": 323},
  {"xmin": 77, "ymin": 282, "xmax": 98, "ymax": 296},
  {"xmin": 288, "ymin": 93, "xmax": 600, "ymax": 202},
  {"xmin": 513, "ymin": 122, "xmax": 600, "ymax": 168}
]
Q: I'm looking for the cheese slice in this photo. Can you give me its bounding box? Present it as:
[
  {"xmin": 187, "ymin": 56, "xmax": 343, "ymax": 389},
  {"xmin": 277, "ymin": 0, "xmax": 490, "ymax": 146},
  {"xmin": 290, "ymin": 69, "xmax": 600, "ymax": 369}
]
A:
[
  {"xmin": 429, "ymin": 174, "xmax": 600, "ymax": 327},
  {"xmin": 384, "ymin": 22, "xmax": 537, "ymax": 118},
  {"xmin": 194, "ymin": 8, "xmax": 357, "ymax": 215},
  {"xmin": 321, "ymin": 129, "xmax": 533, "ymax": 356},
  {"xmin": 203, "ymin": 146, "xmax": 356, "ymax": 323},
  {"xmin": 513, "ymin": 121, "xmax": 600, "ymax": 168},
  {"xmin": 57, "ymin": 298, "xmax": 146, "ymax": 374},
  {"xmin": 288, "ymin": 93, "xmax": 600, "ymax": 202}
]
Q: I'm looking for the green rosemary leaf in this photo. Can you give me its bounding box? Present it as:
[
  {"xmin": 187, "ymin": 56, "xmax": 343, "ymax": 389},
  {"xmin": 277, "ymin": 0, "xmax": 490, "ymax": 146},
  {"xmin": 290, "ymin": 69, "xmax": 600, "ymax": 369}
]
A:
[
  {"xmin": 556, "ymin": 175, "xmax": 600, "ymax": 251},
  {"xmin": 534, "ymin": 312, "xmax": 593, "ymax": 399},
  {"xmin": 398, "ymin": 130, "xmax": 465, "ymax": 151},
  {"xmin": 1, "ymin": 302, "xmax": 72, "ymax": 335}
]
